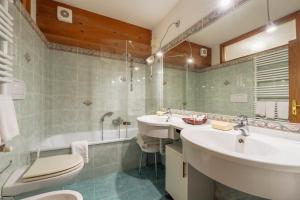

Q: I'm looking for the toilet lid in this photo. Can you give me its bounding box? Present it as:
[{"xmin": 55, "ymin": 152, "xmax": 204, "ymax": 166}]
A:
[
  {"xmin": 22, "ymin": 155, "xmax": 83, "ymax": 179},
  {"xmin": 22, "ymin": 162, "xmax": 83, "ymax": 182}
]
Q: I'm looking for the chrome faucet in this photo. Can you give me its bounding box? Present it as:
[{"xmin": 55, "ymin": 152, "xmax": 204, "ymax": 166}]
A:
[
  {"xmin": 234, "ymin": 115, "xmax": 250, "ymax": 136},
  {"xmin": 100, "ymin": 112, "xmax": 114, "ymax": 140},
  {"xmin": 166, "ymin": 108, "xmax": 172, "ymax": 122}
]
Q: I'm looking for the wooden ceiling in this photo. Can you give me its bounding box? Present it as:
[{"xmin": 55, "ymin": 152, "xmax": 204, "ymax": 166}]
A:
[
  {"xmin": 164, "ymin": 41, "xmax": 212, "ymax": 70},
  {"xmin": 36, "ymin": 0, "xmax": 152, "ymax": 59}
]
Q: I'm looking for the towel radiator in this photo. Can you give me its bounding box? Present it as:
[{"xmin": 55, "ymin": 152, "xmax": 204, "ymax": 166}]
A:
[
  {"xmin": 254, "ymin": 48, "xmax": 289, "ymax": 119},
  {"xmin": 0, "ymin": 0, "xmax": 13, "ymax": 88}
]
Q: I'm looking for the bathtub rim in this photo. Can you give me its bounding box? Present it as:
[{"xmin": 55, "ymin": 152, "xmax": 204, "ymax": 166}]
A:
[{"xmin": 31, "ymin": 136, "xmax": 137, "ymax": 153}]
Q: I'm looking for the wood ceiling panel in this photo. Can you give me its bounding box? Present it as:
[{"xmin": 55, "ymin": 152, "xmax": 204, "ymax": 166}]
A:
[
  {"xmin": 164, "ymin": 41, "xmax": 212, "ymax": 70},
  {"xmin": 36, "ymin": 0, "xmax": 152, "ymax": 59}
]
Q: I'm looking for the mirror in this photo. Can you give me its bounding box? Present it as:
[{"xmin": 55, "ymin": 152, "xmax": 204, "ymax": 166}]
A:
[{"xmin": 163, "ymin": 0, "xmax": 299, "ymax": 120}]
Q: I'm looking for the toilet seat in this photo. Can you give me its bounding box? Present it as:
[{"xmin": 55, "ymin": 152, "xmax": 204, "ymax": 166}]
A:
[
  {"xmin": 2, "ymin": 154, "xmax": 84, "ymax": 197},
  {"xmin": 22, "ymin": 154, "xmax": 83, "ymax": 182},
  {"xmin": 22, "ymin": 162, "xmax": 82, "ymax": 182}
]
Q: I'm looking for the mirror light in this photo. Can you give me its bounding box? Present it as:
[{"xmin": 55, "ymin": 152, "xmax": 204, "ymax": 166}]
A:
[
  {"xmin": 266, "ymin": 22, "xmax": 277, "ymax": 33},
  {"xmin": 187, "ymin": 57, "xmax": 194, "ymax": 64},
  {"xmin": 156, "ymin": 50, "xmax": 163, "ymax": 57}
]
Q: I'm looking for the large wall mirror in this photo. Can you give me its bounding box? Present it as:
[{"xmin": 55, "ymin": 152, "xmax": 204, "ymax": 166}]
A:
[{"xmin": 163, "ymin": 0, "xmax": 300, "ymax": 121}]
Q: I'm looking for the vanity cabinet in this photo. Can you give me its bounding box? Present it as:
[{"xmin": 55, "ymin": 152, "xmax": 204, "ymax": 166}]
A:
[{"xmin": 166, "ymin": 143, "xmax": 187, "ymax": 200}]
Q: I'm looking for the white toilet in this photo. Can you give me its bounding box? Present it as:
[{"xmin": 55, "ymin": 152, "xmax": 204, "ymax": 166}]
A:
[
  {"xmin": 2, "ymin": 155, "xmax": 84, "ymax": 197},
  {"xmin": 21, "ymin": 190, "xmax": 83, "ymax": 200}
]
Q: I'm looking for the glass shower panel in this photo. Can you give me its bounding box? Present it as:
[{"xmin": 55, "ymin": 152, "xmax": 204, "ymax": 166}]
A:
[
  {"xmin": 98, "ymin": 39, "xmax": 129, "ymax": 138},
  {"xmin": 145, "ymin": 56, "xmax": 164, "ymax": 114}
]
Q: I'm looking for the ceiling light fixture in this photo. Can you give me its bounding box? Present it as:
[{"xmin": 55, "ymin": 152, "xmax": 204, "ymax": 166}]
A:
[
  {"xmin": 187, "ymin": 57, "xmax": 194, "ymax": 64},
  {"xmin": 156, "ymin": 20, "xmax": 181, "ymax": 58},
  {"xmin": 219, "ymin": 0, "xmax": 232, "ymax": 9},
  {"xmin": 266, "ymin": 0, "xmax": 277, "ymax": 33},
  {"xmin": 187, "ymin": 41, "xmax": 194, "ymax": 64}
]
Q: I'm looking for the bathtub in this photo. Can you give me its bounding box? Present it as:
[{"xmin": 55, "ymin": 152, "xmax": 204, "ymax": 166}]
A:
[{"xmin": 33, "ymin": 128, "xmax": 138, "ymax": 152}]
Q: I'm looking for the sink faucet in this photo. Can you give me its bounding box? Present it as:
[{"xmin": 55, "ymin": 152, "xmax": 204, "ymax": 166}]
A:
[
  {"xmin": 166, "ymin": 108, "xmax": 172, "ymax": 122},
  {"xmin": 234, "ymin": 115, "xmax": 250, "ymax": 136}
]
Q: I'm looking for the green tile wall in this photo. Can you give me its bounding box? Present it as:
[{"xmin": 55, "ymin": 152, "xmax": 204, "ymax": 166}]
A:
[
  {"xmin": 164, "ymin": 61, "xmax": 255, "ymax": 117},
  {"xmin": 46, "ymin": 50, "xmax": 146, "ymax": 136},
  {"xmin": 0, "ymin": 3, "xmax": 147, "ymax": 195},
  {"xmin": 0, "ymin": 3, "xmax": 49, "ymax": 191}
]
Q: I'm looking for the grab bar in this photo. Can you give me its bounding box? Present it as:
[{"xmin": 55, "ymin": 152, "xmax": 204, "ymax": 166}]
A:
[{"xmin": 0, "ymin": 160, "xmax": 12, "ymax": 175}]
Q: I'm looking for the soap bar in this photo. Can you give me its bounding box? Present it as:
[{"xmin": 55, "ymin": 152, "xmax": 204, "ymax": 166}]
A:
[
  {"xmin": 156, "ymin": 111, "xmax": 167, "ymax": 116},
  {"xmin": 211, "ymin": 120, "xmax": 233, "ymax": 131}
]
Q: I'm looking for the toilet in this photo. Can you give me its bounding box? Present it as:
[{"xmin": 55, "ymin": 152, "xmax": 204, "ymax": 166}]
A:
[
  {"xmin": 2, "ymin": 155, "xmax": 84, "ymax": 197},
  {"xmin": 21, "ymin": 190, "xmax": 83, "ymax": 200}
]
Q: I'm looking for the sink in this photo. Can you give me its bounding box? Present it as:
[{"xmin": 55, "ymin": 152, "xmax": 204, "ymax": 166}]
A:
[
  {"xmin": 137, "ymin": 115, "xmax": 170, "ymax": 138},
  {"xmin": 137, "ymin": 115, "xmax": 188, "ymax": 139},
  {"xmin": 192, "ymin": 130, "xmax": 277, "ymax": 157},
  {"xmin": 181, "ymin": 127, "xmax": 300, "ymax": 200}
]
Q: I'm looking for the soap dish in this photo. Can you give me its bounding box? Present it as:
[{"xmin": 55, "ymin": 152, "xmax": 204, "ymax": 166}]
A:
[{"xmin": 182, "ymin": 117, "xmax": 207, "ymax": 125}]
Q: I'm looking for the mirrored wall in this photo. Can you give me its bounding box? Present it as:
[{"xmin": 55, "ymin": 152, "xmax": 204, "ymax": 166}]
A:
[{"xmin": 162, "ymin": 0, "xmax": 298, "ymax": 120}]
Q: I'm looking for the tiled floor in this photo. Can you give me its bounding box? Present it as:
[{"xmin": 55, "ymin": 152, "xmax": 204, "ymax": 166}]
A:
[{"xmin": 17, "ymin": 165, "xmax": 169, "ymax": 200}]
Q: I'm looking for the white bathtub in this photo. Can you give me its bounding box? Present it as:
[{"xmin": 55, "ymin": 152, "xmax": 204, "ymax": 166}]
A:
[{"xmin": 33, "ymin": 128, "xmax": 138, "ymax": 152}]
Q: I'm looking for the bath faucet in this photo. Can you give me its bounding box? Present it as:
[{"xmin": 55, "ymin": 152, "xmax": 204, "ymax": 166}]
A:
[
  {"xmin": 234, "ymin": 115, "xmax": 250, "ymax": 136},
  {"xmin": 100, "ymin": 112, "xmax": 114, "ymax": 122},
  {"xmin": 100, "ymin": 112, "xmax": 114, "ymax": 140}
]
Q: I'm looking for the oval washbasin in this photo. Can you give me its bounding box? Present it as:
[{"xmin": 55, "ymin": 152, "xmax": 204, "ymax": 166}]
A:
[
  {"xmin": 181, "ymin": 126, "xmax": 300, "ymax": 199},
  {"xmin": 190, "ymin": 129, "xmax": 277, "ymax": 157},
  {"xmin": 137, "ymin": 115, "xmax": 170, "ymax": 127}
]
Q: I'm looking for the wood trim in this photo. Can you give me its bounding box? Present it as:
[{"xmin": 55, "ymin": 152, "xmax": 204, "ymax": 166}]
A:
[
  {"xmin": 297, "ymin": 12, "xmax": 300, "ymax": 39},
  {"xmin": 220, "ymin": 10, "xmax": 300, "ymax": 63},
  {"xmin": 21, "ymin": 0, "xmax": 31, "ymax": 14},
  {"xmin": 164, "ymin": 41, "xmax": 212, "ymax": 69},
  {"xmin": 289, "ymin": 40, "xmax": 300, "ymax": 122}
]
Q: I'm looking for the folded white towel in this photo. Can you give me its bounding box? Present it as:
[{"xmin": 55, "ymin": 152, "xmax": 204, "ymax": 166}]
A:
[
  {"xmin": 277, "ymin": 102, "xmax": 289, "ymax": 120},
  {"xmin": 71, "ymin": 141, "xmax": 89, "ymax": 163},
  {"xmin": 266, "ymin": 102, "xmax": 276, "ymax": 119},
  {"xmin": 0, "ymin": 95, "xmax": 20, "ymax": 142},
  {"xmin": 255, "ymin": 101, "xmax": 266, "ymax": 118}
]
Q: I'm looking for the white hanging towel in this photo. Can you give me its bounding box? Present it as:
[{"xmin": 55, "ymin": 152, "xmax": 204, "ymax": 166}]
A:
[
  {"xmin": 277, "ymin": 102, "xmax": 289, "ymax": 120},
  {"xmin": 255, "ymin": 101, "xmax": 266, "ymax": 117},
  {"xmin": 0, "ymin": 95, "xmax": 20, "ymax": 142},
  {"xmin": 71, "ymin": 141, "xmax": 89, "ymax": 163},
  {"xmin": 266, "ymin": 102, "xmax": 276, "ymax": 119}
]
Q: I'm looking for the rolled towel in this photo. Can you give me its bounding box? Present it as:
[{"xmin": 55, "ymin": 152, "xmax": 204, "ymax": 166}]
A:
[
  {"xmin": 71, "ymin": 141, "xmax": 89, "ymax": 163},
  {"xmin": 277, "ymin": 102, "xmax": 289, "ymax": 120},
  {"xmin": 0, "ymin": 95, "xmax": 20, "ymax": 142},
  {"xmin": 266, "ymin": 102, "xmax": 276, "ymax": 119},
  {"xmin": 255, "ymin": 101, "xmax": 266, "ymax": 118}
]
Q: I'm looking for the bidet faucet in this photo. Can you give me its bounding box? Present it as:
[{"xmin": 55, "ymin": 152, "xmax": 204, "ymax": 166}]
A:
[{"xmin": 234, "ymin": 115, "xmax": 250, "ymax": 136}]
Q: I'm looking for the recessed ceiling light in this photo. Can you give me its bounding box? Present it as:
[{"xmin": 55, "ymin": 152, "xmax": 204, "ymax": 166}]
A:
[{"xmin": 219, "ymin": 0, "xmax": 232, "ymax": 9}]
